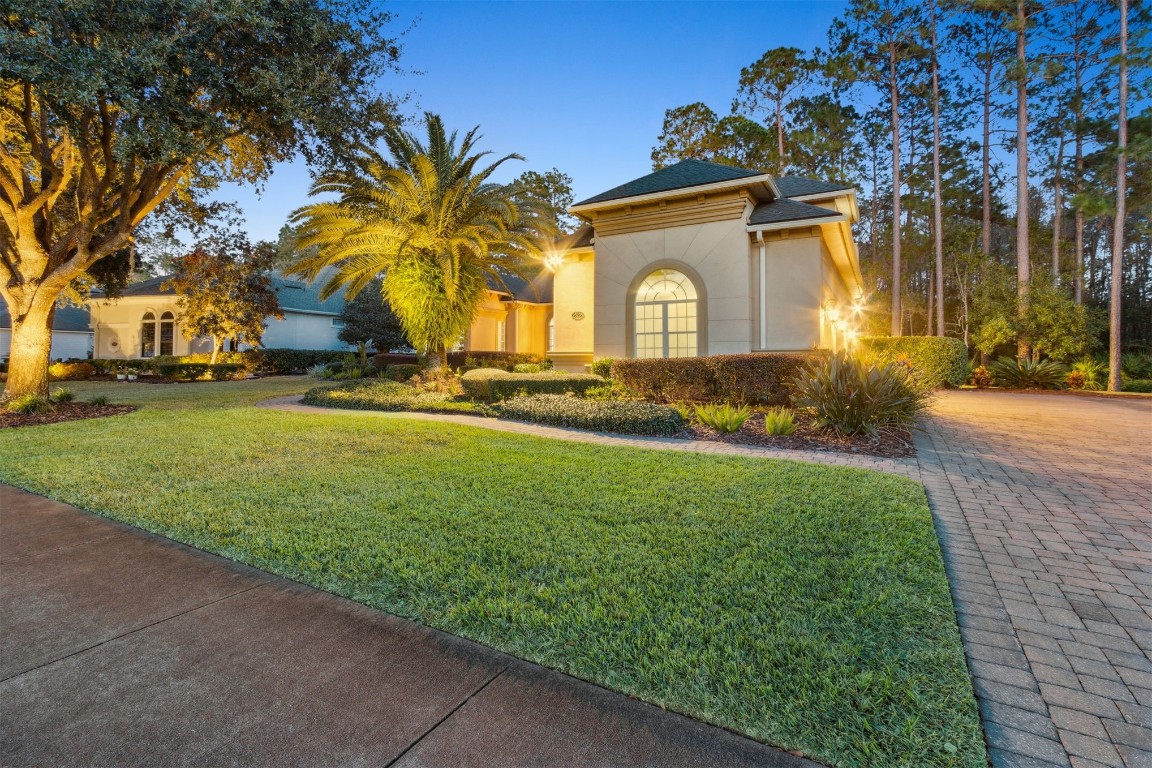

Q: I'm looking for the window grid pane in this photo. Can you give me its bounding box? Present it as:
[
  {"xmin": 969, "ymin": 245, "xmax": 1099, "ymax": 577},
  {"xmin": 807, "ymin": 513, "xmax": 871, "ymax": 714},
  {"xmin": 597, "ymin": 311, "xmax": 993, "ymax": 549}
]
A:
[{"xmin": 634, "ymin": 269, "xmax": 697, "ymax": 360}]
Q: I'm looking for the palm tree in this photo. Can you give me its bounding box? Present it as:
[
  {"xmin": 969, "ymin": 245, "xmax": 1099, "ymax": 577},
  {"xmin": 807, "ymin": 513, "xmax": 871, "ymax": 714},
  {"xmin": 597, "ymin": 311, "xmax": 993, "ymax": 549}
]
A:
[{"xmin": 288, "ymin": 113, "xmax": 549, "ymax": 367}]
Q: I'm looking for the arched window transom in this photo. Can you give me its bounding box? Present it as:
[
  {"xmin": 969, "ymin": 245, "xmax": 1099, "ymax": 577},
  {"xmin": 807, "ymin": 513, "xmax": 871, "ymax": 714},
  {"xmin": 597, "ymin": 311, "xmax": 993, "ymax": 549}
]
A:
[
  {"xmin": 140, "ymin": 312, "xmax": 157, "ymax": 358},
  {"xmin": 634, "ymin": 269, "xmax": 698, "ymax": 359}
]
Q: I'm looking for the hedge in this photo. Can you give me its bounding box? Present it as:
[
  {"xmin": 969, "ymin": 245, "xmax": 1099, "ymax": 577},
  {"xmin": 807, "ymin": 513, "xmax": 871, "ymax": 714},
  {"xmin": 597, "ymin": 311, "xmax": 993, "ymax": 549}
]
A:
[
  {"xmin": 302, "ymin": 381, "xmax": 489, "ymax": 415},
  {"xmin": 447, "ymin": 350, "xmax": 548, "ymax": 372},
  {"xmin": 610, "ymin": 353, "xmax": 818, "ymax": 406},
  {"xmin": 371, "ymin": 352, "xmax": 421, "ymax": 368},
  {"xmin": 384, "ymin": 364, "xmax": 422, "ymax": 381},
  {"xmin": 461, "ymin": 369, "xmax": 604, "ymax": 401},
  {"xmin": 48, "ymin": 361, "xmax": 96, "ymax": 381},
  {"xmin": 857, "ymin": 336, "xmax": 968, "ymax": 388},
  {"xmin": 157, "ymin": 363, "xmax": 243, "ymax": 381},
  {"xmin": 498, "ymin": 394, "xmax": 684, "ymax": 436}
]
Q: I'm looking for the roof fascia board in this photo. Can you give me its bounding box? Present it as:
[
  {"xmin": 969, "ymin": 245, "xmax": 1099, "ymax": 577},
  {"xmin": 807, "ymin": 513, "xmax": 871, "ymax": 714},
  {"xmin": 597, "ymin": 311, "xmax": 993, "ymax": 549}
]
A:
[{"xmin": 746, "ymin": 213, "xmax": 847, "ymax": 233}]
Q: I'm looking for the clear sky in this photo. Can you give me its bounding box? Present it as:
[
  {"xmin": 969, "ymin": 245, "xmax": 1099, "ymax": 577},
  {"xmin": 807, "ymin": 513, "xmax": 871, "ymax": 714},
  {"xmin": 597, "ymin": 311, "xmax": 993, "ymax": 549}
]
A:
[{"xmin": 216, "ymin": 0, "xmax": 850, "ymax": 242}]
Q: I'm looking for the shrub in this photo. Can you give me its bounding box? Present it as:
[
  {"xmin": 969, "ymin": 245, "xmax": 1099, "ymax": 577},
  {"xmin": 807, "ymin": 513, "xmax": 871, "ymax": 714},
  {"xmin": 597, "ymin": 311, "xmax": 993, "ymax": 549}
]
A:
[
  {"xmin": 611, "ymin": 353, "xmax": 816, "ymax": 406},
  {"xmin": 1121, "ymin": 353, "xmax": 1152, "ymax": 380},
  {"xmin": 1071, "ymin": 360, "xmax": 1107, "ymax": 391},
  {"xmin": 1066, "ymin": 370, "xmax": 1087, "ymax": 390},
  {"xmin": 971, "ymin": 365, "xmax": 992, "ymax": 389},
  {"xmin": 48, "ymin": 361, "xmax": 96, "ymax": 381},
  {"xmin": 87, "ymin": 395, "xmax": 111, "ymax": 406},
  {"xmin": 371, "ymin": 352, "xmax": 421, "ymax": 369},
  {"xmin": 385, "ymin": 363, "xmax": 422, "ymax": 381},
  {"xmin": 5, "ymin": 393, "xmax": 53, "ymax": 414},
  {"xmin": 254, "ymin": 348, "xmax": 350, "ymax": 374},
  {"xmin": 302, "ymin": 381, "xmax": 489, "ymax": 415},
  {"xmin": 461, "ymin": 369, "xmax": 604, "ymax": 401},
  {"xmin": 590, "ymin": 358, "xmax": 614, "ymax": 378},
  {"xmin": 51, "ymin": 387, "xmax": 74, "ymax": 403},
  {"xmin": 694, "ymin": 403, "xmax": 751, "ymax": 433},
  {"xmin": 989, "ymin": 357, "xmax": 1068, "ymax": 390},
  {"xmin": 792, "ymin": 354, "xmax": 931, "ymax": 437},
  {"xmin": 498, "ymin": 394, "xmax": 684, "ymax": 436},
  {"xmin": 306, "ymin": 363, "xmax": 329, "ymax": 377},
  {"xmin": 513, "ymin": 363, "xmax": 543, "ymax": 373},
  {"xmin": 1123, "ymin": 379, "xmax": 1152, "ymax": 393},
  {"xmin": 857, "ymin": 336, "xmax": 969, "ymax": 388},
  {"xmin": 762, "ymin": 407, "xmax": 798, "ymax": 436},
  {"xmin": 157, "ymin": 362, "xmax": 243, "ymax": 381},
  {"xmin": 447, "ymin": 350, "xmax": 545, "ymax": 372}
]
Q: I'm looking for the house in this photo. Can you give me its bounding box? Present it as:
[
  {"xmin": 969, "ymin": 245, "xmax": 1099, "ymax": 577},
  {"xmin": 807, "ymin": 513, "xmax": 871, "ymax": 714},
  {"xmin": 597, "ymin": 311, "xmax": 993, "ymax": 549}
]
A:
[
  {"xmin": 0, "ymin": 303, "xmax": 94, "ymax": 362},
  {"xmin": 87, "ymin": 271, "xmax": 354, "ymax": 359},
  {"xmin": 462, "ymin": 159, "xmax": 864, "ymax": 371}
]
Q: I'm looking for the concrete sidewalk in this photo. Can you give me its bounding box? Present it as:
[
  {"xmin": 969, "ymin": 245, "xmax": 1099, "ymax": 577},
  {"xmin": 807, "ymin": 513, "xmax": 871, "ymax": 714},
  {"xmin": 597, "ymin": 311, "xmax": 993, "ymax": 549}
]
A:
[{"xmin": 0, "ymin": 484, "xmax": 812, "ymax": 768}]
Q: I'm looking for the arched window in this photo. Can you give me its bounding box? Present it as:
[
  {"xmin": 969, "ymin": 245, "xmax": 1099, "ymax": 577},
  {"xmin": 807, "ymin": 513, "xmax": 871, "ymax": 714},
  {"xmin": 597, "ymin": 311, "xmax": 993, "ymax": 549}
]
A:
[
  {"xmin": 159, "ymin": 312, "xmax": 175, "ymax": 356},
  {"xmin": 634, "ymin": 269, "xmax": 698, "ymax": 358},
  {"xmin": 140, "ymin": 312, "xmax": 157, "ymax": 357}
]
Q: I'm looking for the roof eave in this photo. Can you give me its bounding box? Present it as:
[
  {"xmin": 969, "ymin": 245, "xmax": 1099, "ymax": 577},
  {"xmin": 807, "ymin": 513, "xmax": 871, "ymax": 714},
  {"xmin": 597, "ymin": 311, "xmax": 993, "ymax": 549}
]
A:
[
  {"xmin": 746, "ymin": 213, "xmax": 846, "ymax": 232},
  {"xmin": 569, "ymin": 174, "xmax": 777, "ymax": 215}
]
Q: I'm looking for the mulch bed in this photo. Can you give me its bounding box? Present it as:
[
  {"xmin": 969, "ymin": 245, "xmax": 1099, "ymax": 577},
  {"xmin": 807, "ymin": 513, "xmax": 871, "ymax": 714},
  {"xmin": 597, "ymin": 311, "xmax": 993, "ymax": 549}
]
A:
[
  {"xmin": 683, "ymin": 412, "xmax": 916, "ymax": 458},
  {"xmin": 1, "ymin": 403, "xmax": 137, "ymax": 429}
]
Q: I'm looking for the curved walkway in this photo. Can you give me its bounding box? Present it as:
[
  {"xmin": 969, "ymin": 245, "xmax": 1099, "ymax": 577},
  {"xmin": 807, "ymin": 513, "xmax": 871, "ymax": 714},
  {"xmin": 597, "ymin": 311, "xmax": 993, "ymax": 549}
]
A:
[
  {"xmin": 265, "ymin": 391, "xmax": 1152, "ymax": 767},
  {"xmin": 256, "ymin": 395, "xmax": 921, "ymax": 478}
]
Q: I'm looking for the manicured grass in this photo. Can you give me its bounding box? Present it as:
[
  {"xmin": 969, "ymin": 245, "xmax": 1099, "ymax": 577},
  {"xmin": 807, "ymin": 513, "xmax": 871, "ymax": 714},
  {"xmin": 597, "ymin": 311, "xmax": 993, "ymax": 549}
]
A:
[{"xmin": 0, "ymin": 379, "xmax": 985, "ymax": 768}]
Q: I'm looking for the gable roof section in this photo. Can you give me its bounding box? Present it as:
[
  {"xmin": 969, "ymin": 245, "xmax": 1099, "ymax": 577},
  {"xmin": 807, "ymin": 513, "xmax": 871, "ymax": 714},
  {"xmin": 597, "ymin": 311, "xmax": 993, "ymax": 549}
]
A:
[
  {"xmin": 0, "ymin": 302, "xmax": 92, "ymax": 332},
  {"xmin": 573, "ymin": 159, "xmax": 764, "ymax": 207},
  {"xmin": 748, "ymin": 198, "xmax": 842, "ymax": 227},
  {"xmin": 774, "ymin": 176, "xmax": 854, "ymax": 199},
  {"xmin": 92, "ymin": 268, "xmax": 347, "ymax": 315},
  {"xmin": 487, "ymin": 268, "xmax": 554, "ymax": 304}
]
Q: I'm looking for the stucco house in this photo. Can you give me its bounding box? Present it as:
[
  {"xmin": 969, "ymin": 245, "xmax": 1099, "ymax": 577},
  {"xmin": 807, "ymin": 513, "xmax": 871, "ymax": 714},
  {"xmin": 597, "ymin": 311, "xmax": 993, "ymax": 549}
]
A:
[
  {"xmin": 476, "ymin": 159, "xmax": 864, "ymax": 371},
  {"xmin": 88, "ymin": 270, "xmax": 355, "ymax": 359},
  {"xmin": 0, "ymin": 303, "xmax": 93, "ymax": 362}
]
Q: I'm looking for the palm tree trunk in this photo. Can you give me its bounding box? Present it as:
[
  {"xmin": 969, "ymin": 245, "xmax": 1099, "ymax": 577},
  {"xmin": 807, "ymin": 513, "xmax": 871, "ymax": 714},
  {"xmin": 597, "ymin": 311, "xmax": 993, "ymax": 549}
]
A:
[{"xmin": 1108, "ymin": 0, "xmax": 1128, "ymax": 392}]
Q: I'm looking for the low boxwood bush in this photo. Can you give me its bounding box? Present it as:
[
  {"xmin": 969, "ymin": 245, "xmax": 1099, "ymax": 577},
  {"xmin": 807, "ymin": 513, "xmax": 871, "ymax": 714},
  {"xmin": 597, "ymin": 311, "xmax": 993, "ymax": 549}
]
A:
[
  {"xmin": 989, "ymin": 357, "xmax": 1068, "ymax": 390},
  {"xmin": 371, "ymin": 352, "xmax": 421, "ymax": 369},
  {"xmin": 253, "ymin": 348, "xmax": 350, "ymax": 374},
  {"xmin": 447, "ymin": 350, "xmax": 549, "ymax": 372},
  {"xmin": 157, "ymin": 362, "xmax": 243, "ymax": 381},
  {"xmin": 461, "ymin": 369, "xmax": 603, "ymax": 401},
  {"xmin": 302, "ymin": 381, "xmax": 489, "ymax": 415},
  {"xmin": 857, "ymin": 336, "xmax": 968, "ymax": 388},
  {"xmin": 611, "ymin": 353, "xmax": 816, "ymax": 405},
  {"xmin": 590, "ymin": 358, "xmax": 614, "ymax": 378},
  {"xmin": 48, "ymin": 361, "xmax": 96, "ymax": 381},
  {"xmin": 792, "ymin": 353, "xmax": 930, "ymax": 437},
  {"xmin": 498, "ymin": 394, "xmax": 684, "ymax": 436},
  {"xmin": 384, "ymin": 363, "xmax": 422, "ymax": 381}
]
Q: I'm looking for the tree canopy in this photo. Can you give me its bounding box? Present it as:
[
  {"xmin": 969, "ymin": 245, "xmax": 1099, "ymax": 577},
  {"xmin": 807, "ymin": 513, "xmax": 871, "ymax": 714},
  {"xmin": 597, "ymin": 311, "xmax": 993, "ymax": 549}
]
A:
[{"xmin": 337, "ymin": 279, "xmax": 408, "ymax": 353}]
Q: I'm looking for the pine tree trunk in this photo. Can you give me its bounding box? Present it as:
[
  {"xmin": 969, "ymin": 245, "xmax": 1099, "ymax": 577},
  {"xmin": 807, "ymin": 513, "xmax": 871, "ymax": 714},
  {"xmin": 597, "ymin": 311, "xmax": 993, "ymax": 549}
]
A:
[
  {"xmin": 1052, "ymin": 135, "xmax": 1065, "ymax": 277},
  {"xmin": 890, "ymin": 40, "xmax": 903, "ymax": 337},
  {"xmin": 776, "ymin": 101, "xmax": 786, "ymax": 174},
  {"xmin": 2, "ymin": 299, "xmax": 55, "ymax": 401},
  {"xmin": 930, "ymin": 0, "xmax": 945, "ymax": 337},
  {"xmin": 982, "ymin": 67, "xmax": 993, "ymax": 258},
  {"xmin": 1016, "ymin": 0, "xmax": 1031, "ymax": 359},
  {"xmin": 1108, "ymin": 0, "xmax": 1128, "ymax": 392}
]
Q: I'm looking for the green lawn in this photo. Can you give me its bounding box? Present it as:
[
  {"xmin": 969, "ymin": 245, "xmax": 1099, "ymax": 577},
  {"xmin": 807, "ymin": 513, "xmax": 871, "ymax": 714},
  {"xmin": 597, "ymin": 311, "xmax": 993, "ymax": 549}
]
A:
[{"xmin": 0, "ymin": 378, "xmax": 985, "ymax": 768}]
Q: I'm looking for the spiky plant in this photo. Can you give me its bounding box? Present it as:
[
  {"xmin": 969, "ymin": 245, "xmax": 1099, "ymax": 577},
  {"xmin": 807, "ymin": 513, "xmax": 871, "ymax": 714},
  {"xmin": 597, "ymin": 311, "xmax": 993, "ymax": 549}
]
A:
[{"xmin": 289, "ymin": 113, "xmax": 551, "ymax": 367}]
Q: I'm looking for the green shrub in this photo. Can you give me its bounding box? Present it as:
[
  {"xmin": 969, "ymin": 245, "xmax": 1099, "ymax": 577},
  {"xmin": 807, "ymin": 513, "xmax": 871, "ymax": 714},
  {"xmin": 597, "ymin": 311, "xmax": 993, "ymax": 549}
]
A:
[
  {"xmin": 371, "ymin": 352, "xmax": 421, "ymax": 369},
  {"xmin": 857, "ymin": 336, "xmax": 969, "ymax": 388},
  {"xmin": 498, "ymin": 394, "xmax": 684, "ymax": 436},
  {"xmin": 590, "ymin": 358, "xmax": 614, "ymax": 378},
  {"xmin": 48, "ymin": 361, "xmax": 96, "ymax": 381},
  {"xmin": 989, "ymin": 357, "xmax": 1068, "ymax": 390},
  {"xmin": 1123, "ymin": 379, "xmax": 1152, "ymax": 393},
  {"xmin": 5, "ymin": 392, "xmax": 53, "ymax": 414},
  {"xmin": 762, "ymin": 407, "xmax": 798, "ymax": 436},
  {"xmin": 156, "ymin": 362, "xmax": 243, "ymax": 381},
  {"xmin": 971, "ymin": 365, "xmax": 992, "ymax": 389},
  {"xmin": 1121, "ymin": 353, "xmax": 1152, "ymax": 380},
  {"xmin": 86, "ymin": 395, "xmax": 111, "ymax": 406},
  {"xmin": 51, "ymin": 387, "xmax": 74, "ymax": 403},
  {"xmin": 448, "ymin": 350, "xmax": 545, "ymax": 372},
  {"xmin": 384, "ymin": 363, "xmax": 422, "ymax": 381},
  {"xmin": 792, "ymin": 354, "xmax": 931, "ymax": 437},
  {"xmin": 694, "ymin": 403, "xmax": 751, "ymax": 433},
  {"xmin": 306, "ymin": 363, "xmax": 329, "ymax": 377},
  {"xmin": 253, "ymin": 348, "xmax": 350, "ymax": 374},
  {"xmin": 1070, "ymin": 360, "xmax": 1107, "ymax": 391},
  {"xmin": 460, "ymin": 368, "xmax": 604, "ymax": 401},
  {"xmin": 611, "ymin": 353, "xmax": 816, "ymax": 406},
  {"xmin": 513, "ymin": 363, "xmax": 543, "ymax": 373},
  {"xmin": 302, "ymin": 381, "xmax": 489, "ymax": 415}
]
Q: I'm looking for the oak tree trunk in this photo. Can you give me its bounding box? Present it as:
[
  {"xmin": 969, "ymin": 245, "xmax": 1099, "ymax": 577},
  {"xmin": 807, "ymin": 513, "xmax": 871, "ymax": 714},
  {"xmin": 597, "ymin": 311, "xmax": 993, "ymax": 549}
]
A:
[{"xmin": 2, "ymin": 300, "xmax": 55, "ymax": 400}]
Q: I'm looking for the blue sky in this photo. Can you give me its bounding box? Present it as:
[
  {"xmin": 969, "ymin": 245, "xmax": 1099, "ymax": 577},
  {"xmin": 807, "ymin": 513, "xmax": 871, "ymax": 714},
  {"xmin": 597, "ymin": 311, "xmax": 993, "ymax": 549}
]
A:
[{"xmin": 216, "ymin": 0, "xmax": 849, "ymax": 242}]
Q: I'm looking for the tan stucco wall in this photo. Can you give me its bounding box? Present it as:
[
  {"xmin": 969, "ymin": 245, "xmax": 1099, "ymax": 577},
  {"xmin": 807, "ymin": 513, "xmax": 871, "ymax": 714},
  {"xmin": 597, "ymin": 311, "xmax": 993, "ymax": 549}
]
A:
[
  {"xmin": 464, "ymin": 292, "xmax": 509, "ymax": 352},
  {"xmin": 509, "ymin": 303, "xmax": 549, "ymax": 357},
  {"xmin": 591, "ymin": 216, "xmax": 755, "ymax": 359},
  {"xmin": 89, "ymin": 295, "xmax": 199, "ymax": 358},
  {"xmin": 551, "ymin": 252, "xmax": 595, "ymax": 357},
  {"xmin": 754, "ymin": 230, "xmax": 824, "ymax": 351}
]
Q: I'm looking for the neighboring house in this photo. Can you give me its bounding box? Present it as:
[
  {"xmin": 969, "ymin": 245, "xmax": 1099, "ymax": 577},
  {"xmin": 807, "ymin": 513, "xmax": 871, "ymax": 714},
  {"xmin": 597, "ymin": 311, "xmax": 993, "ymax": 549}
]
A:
[
  {"xmin": 473, "ymin": 159, "xmax": 864, "ymax": 370},
  {"xmin": 0, "ymin": 303, "xmax": 94, "ymax": 362},
  {"xmin": 88, "ymin": 270, "xmax": 354, "ymax": 359}
]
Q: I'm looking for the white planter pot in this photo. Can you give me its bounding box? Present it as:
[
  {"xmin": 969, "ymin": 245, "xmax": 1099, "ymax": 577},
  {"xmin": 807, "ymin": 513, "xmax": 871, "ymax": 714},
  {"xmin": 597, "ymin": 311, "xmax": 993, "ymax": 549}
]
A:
[
  {"xmin": 127, "ymin": 374, "xmax": 137, "ymax": 381},
  {"xmin": 117, "ymin": 374, "xmax": 127, "ymax": 381}
]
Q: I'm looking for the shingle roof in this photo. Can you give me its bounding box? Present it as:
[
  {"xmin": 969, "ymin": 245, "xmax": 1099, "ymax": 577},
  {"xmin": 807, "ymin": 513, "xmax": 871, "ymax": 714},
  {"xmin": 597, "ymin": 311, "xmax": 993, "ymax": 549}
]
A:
[
  {"xmin": 557, "ymin": 224, "xmax": 594, "ymax": 250},
  {"xmin": 748, "ymin": 198, "xmax": 841, "ymax": 226},
  {"xmin": 0, "ymin": 302, "xmax": 92, "ymax": 332},
  {"xmin": 573, "ymin": 159, "xmax": 764, "ymax": 207},
  {"xmin": 775, "ymin": 176, "xmax": 853, "ymax": 198},
  {"xmin": 487, "ymin": 269, "xmax": 554, "ymax": 304},
  {"xmin": 118, "ymin": 275, "xmax": 175, "ymax": 297},
  {"xmin": 95, "ymin": 269, "xmax": 347, "ymax": 315}
]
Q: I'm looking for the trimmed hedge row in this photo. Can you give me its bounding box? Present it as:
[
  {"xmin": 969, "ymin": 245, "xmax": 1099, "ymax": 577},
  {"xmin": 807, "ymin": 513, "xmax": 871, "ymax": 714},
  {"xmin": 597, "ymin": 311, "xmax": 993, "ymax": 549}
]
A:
[
  {"xmin": 610, "ymin": 353, "xmax": 819, "ymax": 405},
  {"xmin": 461, "ymin": 368, "xmax": 604, "ymax": 401},
  {"xmin": 157, "ymin": 363, "xmax": 244, "ymax": 381},
  {"xmin": 498, "ymin": 394, "xmax": 684, "ymax": 436},
  {"xmin": 857, "ymin": 336, "xmax": 968, "ymax": 388},
  {"xmin": 48, "ymin": 361, "xmax": 96, "ymax": 381},
  {"xmin": 302, "ymin": 381, "xmax": 488, "ymax": 415}
]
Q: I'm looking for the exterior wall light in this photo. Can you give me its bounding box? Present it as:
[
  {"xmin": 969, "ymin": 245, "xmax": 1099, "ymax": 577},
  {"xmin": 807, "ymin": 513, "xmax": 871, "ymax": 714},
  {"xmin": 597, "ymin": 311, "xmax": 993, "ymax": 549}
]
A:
[{"xmin": 543, "ymin": 253, "xmax": 564, "ymax": 271}]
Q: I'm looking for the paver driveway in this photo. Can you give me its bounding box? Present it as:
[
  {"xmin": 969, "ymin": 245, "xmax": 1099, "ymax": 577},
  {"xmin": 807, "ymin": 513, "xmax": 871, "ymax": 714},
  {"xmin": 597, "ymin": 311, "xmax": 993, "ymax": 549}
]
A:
[{"xmin": 915, "ymin": 391, "xmax": 1152, "ymax": 768}]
